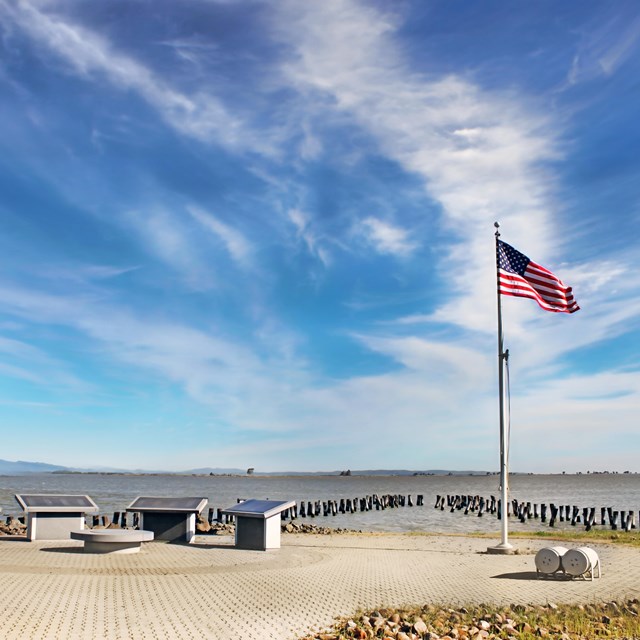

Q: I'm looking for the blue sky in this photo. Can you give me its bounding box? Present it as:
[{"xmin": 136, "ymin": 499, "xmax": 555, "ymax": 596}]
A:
[{"xmin": 0, "ymin": 0, "xmax": 639, "ymax": 473}]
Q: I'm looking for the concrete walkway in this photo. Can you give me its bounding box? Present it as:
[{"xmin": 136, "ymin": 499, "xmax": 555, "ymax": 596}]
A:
[{"xmin": 0, "ymin": 533, "xmax": 639, "ymax": 639}]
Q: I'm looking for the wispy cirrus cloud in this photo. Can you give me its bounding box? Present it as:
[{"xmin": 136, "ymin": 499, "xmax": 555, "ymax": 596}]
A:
[
  {"xmin": 273, "ymin": 0, "xmax": 640, "ymax": 356},
  {"xmin": 186, "ymin": 206, "xmax": 253, "ymax": 268},
  {"xmin": 0, "ymin": 0, "xmax": 265, "ymax": 152},
  {"xmin": 567, "ymin": 13, "xmax": 640, "ymax": 85},
  {"xmin": 258, "ymin": 0, "xmax": 640, "ymax": 471},
  {"xmin": 125, "ymin": 208, "xmax": 217, "ymax": 290},
  {"xmin": 271, "ymin": 0, "xmax": 562, "ymax": 327},
  {"xmin": 0, "ymin": 281, "xmax": 293, "ymax": 424},
  {"xmin": 0, "ymin": 335, "xmax": 92, "ymax": 390},
  {"xmin": 357, "ymin": 217, "xmax": 417, "ymax": 257},
  {"xmin": 124, "ymin": 204, "xmax": 257, "ymax": 288},
  {"xmin": 287, "ymin": 207, "xmax": 331, "ymax": 266},
  {"xmin": 1, "ymin": 0, "xmax": 638, "ymax": 473}
]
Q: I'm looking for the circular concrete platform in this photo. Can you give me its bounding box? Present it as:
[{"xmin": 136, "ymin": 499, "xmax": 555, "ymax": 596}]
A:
[{"xmin": 70, "ymin": 529, "xmax": 154, "ymax": 554}]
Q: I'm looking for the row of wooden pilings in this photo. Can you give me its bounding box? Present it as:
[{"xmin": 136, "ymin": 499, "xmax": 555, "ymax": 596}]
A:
[
  {"xmin": 97, "ymin": 510, "xmax": 229, "ymax": 528},
  {"xmin": 95, "ymin": 510, "xmax": 231, "ymax": 528},
  {"xmin": 280, "ymin": 493, "xmax": 424, "ymax": 521},
  {"xmin": 435, "ymin": 494, "xmax": 638, "ymax": 531},
  {"xmin": 97, "ymin": 493, "xmax": 425, "ymax": 528}
]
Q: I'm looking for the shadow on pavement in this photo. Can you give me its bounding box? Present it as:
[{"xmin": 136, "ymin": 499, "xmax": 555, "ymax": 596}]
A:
[{"xmin": 491, "ymin": 571, "xmax": 551, "ymax": 580}]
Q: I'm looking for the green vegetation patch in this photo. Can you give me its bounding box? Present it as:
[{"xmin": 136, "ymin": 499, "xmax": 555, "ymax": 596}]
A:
[{"xmin": 509, "ymin": 529, "xmax": 640, "ymax": 549}]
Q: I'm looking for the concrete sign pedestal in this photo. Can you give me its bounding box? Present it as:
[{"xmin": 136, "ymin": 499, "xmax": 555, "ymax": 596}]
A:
[
  {"xmin": 15, "ymin": 494, "xmax": 99, "ymax": 541},
  {"xmin": 126, "ymin": 497, "xmax": 207, "ymax": 543},
  {"xmin": 222, "ymin": 499, "xmax": 295, "ymax": 551}
]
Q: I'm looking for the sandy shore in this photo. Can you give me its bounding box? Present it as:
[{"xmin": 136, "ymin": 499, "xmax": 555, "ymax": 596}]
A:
[{"xmin": 1, "ymin": 533, "xmax": 639, "ymax": 639}]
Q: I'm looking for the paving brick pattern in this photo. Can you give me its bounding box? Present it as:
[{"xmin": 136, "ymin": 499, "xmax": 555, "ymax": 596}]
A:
[{"xmin": 0, "ymin": 534, "xmax": 639, "ymax": 639}]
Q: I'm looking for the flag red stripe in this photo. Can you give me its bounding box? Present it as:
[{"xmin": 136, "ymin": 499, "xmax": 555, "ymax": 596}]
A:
[
  {"xmin": 498, "ymin": 269, "xmax": 579, "ymax": 313},
  {"xmin": 500, "ymin": 286, "xmax": 575, "ymax": 312}
]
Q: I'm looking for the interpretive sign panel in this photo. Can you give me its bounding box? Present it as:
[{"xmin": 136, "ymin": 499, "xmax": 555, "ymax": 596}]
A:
[
  {"xmin": 15, "ymin": 494, "xmax": 99, "ymax": 541},
  {"xmin": 15, "ymin": 494, "xmax": 99, "ymax": 513},
  {"xmin": 222, "ymin": 499, "xmax": 295, "ymax": 519},
  {"xmin": 222, "ymin": 499, "xmax": 295, "ymax": 550},
  {"xmin": 126, "ymin": 496, "xmax": 207, "ymax": 513},
  {"xmin": 126, "ymin": 496, "xmax": 207, "ymax": 543}
]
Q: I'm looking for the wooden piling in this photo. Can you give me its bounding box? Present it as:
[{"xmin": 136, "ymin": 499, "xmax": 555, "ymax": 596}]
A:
[
  {"xmin": 549, "ymin": 504, "xmax": 557, "ymax": 527},
  {"xmin": 570, "ymin": 506, "xmax": 579, "ymax": 526}
]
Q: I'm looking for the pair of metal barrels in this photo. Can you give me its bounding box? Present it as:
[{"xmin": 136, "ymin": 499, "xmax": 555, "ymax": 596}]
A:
[{"xmin": 535, "ymin": 546, "xmax": 600, "ymax": 579}]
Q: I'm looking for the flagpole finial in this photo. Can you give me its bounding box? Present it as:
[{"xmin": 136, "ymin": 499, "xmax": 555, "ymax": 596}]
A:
[{"xmin": 494, "ymin": 221, "xmax": 500, "ymax": 238}]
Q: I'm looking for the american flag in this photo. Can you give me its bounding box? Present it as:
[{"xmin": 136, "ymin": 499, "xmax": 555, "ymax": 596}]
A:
[{"xmin": 498, "ymin": 240, "xmax": 579, "ymax": 313}]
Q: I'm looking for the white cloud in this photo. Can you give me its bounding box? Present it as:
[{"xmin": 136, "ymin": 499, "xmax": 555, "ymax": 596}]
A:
[
  {"xmin": 357, "ymin": 335, "xmax": 489, "ymax": 379},
  {"xmin": 298, "ymin": 121, "xmax": 323, "ymax": 160},
  {"xmin": 0, "ymin": 281, "xmax": 313, "ymax": 434},
  {"xmin": 2, "ymin": 0, "xmax": 638, "ymax": 473},
  {"xmin": 1, "ymin": 272, "xmax": 639, "ymax": 471},
  {"xmin": 124, "ymin": 204, "xmax": 260, "ymax": 287},
  {"xmin": 255, "ymin": 0, "xmax": 640, "ymax": 471},
  {"xmin": 0, "ymin": 0, "xmax": 266, "ymax": 152},
  {"xmin": 125, "ymin": 209, "xmax": 216, "ymax": 290},
  {"xmin": 567, "ymin": 13, "xmax": 640, "ymax": 85},
  {"xmin": 270, "ymin": 1, "xmax": 640, "ymax": 355},
  {"xmin": 0, "ymin": 335, "xmax": 92, "ymax": 390},
  {"xmin": 287, "ymin": 207, "xmax": 331, "ymax": 266},
  {"xmin": 187, "ymin": 205, "xmax": 253, "ymax": 267},
  {"xmin": 358, "ymin": 217, "xmax": 417, "ymax": 257},
  {"xmin": 509, "ymin": 367, "xmax": 640, "ymax": 472},
  {"xmin": 271, "ymin": 0, "xmax": 562, "ymax": 328}
]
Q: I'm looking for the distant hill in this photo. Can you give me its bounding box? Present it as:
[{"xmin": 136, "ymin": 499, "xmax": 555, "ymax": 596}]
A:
[
  {"xmin": 181, "ymin": 468, "xmax": 491, "ymax": 476},
  {"xmin": 0, "ymin": 459, "xmax": 68, "ymax": 475},
  {"xmin": 179, "ymin": 467, "xmax": 249, "ymax": 475},
  {"xmin": 1, "ymin": 458, "xmax": 491, "ymax": 476}
]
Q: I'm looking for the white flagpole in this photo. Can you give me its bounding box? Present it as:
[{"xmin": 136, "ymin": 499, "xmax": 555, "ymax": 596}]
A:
[{"xmin": 489, "ymin": 221, "xmax": 514, "ymax": 554}]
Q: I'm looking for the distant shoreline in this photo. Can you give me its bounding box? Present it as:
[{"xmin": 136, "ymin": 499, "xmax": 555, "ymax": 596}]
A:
[{"xmin": 2, "ymin": 469, "xmax": 636, "ymax": 478}]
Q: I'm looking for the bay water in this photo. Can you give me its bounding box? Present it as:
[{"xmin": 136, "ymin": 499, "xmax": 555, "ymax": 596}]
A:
[{"xmin": 1, "ymin": 473, "xmax": 638, "ymax": 535}]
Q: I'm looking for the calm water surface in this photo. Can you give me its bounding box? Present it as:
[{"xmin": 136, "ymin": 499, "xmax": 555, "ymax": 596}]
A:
[{"xmin": 1, "ymin": 473, "xmax": 638, "ymax": 534}]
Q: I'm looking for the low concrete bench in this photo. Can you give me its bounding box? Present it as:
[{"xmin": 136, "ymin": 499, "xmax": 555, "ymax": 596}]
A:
[{"xmin": 70, "ymin": 529, "xmax": 154, "ymax": 554}]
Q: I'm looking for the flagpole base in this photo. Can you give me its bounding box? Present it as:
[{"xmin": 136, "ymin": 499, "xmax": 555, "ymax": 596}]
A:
[{"xmin": 487, "ymin": 542, "xmax": 516, "ymax": 555}]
